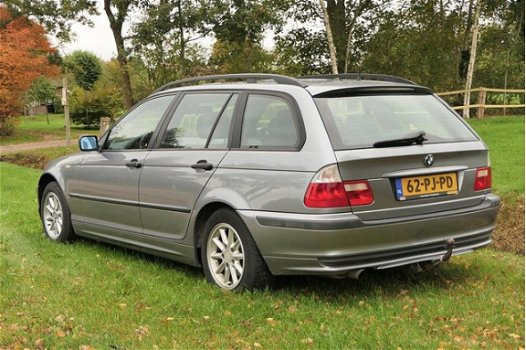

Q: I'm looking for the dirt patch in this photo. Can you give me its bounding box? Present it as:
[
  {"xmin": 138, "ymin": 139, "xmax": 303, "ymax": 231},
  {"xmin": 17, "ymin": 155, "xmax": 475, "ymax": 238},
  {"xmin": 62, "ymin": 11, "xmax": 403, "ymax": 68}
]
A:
[
  {"xmin": 492, "ymin": 196, "xmax": 525, "ymax": 255},
  {"xmin": 0, "ymin": 152, "xmax": 50, "ymax": 169}
]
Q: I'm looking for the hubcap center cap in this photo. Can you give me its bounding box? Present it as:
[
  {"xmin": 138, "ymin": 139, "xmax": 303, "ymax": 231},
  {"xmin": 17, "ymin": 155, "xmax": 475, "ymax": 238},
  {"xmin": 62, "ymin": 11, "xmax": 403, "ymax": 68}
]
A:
[{"xmin": 224, "ymin": 251, "xmax": 233, "ymax": 264}]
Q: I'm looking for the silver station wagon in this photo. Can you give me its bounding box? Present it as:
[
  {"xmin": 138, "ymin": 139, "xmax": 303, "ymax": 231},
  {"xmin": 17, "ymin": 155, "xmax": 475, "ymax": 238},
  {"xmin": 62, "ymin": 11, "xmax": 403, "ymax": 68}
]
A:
[{"xmin": 38, "ymin": 73, "xmax": 500, "ymax": 290}]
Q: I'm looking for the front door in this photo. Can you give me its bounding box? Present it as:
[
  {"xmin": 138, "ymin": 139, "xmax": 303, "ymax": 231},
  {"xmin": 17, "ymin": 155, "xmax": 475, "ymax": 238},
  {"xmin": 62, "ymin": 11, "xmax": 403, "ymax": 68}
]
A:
[{"xmin": 74, "ymin": 95, "xmax": 175, "ymax": 241}]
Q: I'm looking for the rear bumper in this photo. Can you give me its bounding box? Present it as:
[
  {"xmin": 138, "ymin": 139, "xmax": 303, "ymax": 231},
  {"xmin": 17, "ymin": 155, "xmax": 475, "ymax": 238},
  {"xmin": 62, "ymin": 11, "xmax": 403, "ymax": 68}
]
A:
[{"xmin": 238, "ymin": 194, "xmax": 500, "ymax": 276}]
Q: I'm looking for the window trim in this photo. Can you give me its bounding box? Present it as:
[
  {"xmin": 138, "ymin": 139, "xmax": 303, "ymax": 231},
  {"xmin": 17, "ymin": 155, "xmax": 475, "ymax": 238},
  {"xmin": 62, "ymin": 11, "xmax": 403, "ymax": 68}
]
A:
[{"xmin": 231, "ymin": 90, "xmax": 306, "ymax": 152}]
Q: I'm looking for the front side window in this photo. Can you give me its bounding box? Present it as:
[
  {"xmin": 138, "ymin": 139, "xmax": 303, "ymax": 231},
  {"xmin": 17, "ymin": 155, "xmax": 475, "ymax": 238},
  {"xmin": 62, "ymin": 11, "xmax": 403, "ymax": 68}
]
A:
[
  {"xmin": 315, "ymin": 94, "xmax": 478, "ymax": 150},
  {"xmin": 104, "ymin": 95, "xmax": 174, "ymax": 150},
  {"xmin": 240, "ymin": 94, "xmax": 299, "ymax": 150},
  {"xmin": 159, "ymin": 93, "xmax": 232, "ymax": 149}
]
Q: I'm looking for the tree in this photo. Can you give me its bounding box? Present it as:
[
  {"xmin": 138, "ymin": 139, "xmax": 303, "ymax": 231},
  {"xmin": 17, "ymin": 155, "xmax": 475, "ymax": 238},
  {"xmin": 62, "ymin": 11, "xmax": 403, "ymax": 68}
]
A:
[
  {"xmin": 0, "ymin": 6, "xmax": 59, "ymax": 135},
  {"xmin": 319, "ymin": 0, "xmax": 338, "ymax": 73},
  {"xmin": 69, "ymin": 60, "xmax": 124, "ymax": 128},
  {"xmin": 64, "ymin": 50, "xmax": 102, "ymax": 90},
  {"xmin": 24, "ymin": 76, "xmax": 57, "ymax": 123},
  {"xmin": 274, "ymin": 0, "xmax": 384, "ymax": 74},
  {"xmin": 4, "ymin": 0, "xmax": 98, "ymax": 41},
  {"xmin": 131, "ymin": 0, "xmax": 209, "ymax": 89},
  {"xmin": 206, "ymin": 0, "xmax": 287, "ymax": 72},
  {"xmin": 104, "ymin": 0, "xmax": 136, "ymax": 109}
]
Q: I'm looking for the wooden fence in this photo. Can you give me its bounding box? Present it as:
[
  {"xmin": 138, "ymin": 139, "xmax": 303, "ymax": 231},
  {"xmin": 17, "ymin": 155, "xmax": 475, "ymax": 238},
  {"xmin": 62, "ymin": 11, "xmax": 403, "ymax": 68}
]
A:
[{"xmin": 436, "ymin": 87, "xmax": 525, "ymax": 118}]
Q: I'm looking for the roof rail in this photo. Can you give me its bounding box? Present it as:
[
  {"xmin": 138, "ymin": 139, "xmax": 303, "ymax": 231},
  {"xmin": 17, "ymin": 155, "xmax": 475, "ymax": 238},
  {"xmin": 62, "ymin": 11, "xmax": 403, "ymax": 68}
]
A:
[
  {"xmin": 154, "ymin": 73, "xmax": 306, "ymax": 92},
  {"xmin": 299, "ymin": 73, "xmax": 416, "ymax": 85}
]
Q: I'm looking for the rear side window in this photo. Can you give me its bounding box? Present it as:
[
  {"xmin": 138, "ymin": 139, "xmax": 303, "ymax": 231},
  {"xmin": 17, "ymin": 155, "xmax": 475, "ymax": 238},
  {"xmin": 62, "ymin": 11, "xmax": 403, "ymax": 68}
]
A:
[
  {"xmin": 315, "ymin": 94, "xmax": 477, "ymax": 150},
  {"xmin": 160, "ymin": 93, "xmax": 231, "ymax": 149},
  {"xmin": 240, "ymin": 94, "xmax": 300, "ymax": 150}
]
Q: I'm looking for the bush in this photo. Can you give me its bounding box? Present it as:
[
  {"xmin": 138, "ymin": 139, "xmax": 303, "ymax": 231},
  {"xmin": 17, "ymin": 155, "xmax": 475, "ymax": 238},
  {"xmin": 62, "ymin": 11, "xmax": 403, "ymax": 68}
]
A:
[{"xmin": 69, "ymin": 82, "xmax": 123, "ymax": 128}]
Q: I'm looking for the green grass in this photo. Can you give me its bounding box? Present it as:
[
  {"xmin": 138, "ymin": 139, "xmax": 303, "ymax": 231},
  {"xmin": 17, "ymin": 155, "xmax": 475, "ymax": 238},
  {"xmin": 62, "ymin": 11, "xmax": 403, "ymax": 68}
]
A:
[
  {"xmin": 468, "ymin": 116, "xmax": 525, "ymax": 197},
  {"xmin": 0, "ymin": 162, "xmax": 524, "ymax": 348},
  {"xmin": 0, "ymin": 114, "xmax": 89, "ymax": 145}
]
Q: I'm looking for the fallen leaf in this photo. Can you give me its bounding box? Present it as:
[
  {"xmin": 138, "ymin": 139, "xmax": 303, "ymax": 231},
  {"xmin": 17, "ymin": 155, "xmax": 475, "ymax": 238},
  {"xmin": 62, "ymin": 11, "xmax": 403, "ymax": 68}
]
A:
[{"xmin": 301, "ymin": 338, "xmax": 314, "ymax": 346}]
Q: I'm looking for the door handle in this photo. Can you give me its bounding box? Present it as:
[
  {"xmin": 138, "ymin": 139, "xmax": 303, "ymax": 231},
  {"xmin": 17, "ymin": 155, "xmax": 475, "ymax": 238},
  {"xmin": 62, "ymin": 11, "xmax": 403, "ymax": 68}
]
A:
[
  {"xmin": 191, "ymin": 160, "xmax": 213, "ymax": 171},
  {"xmin": 125, "ymin": 159, "xmax": 143, "ymax": 169}
]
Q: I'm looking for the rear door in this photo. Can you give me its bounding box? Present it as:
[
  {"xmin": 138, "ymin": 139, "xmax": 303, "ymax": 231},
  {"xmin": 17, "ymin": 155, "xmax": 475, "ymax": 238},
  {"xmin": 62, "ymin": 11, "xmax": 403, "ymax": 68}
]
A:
[
  {"xmin": 314, "ymin": 92, "xmax": 490, "ymax": 220},
  {"xmin": 139, "ymin": 92, "xmax": 238, "ymax": 242}
]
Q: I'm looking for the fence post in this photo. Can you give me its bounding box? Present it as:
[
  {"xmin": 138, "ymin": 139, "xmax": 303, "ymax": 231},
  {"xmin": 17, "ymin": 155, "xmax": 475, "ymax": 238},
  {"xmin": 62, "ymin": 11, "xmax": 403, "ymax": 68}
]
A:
[
  {"xmin": 476, "ymin": 88, "xmax": 486, "ymax": 118},
  {"xmin": 99, "ymin": 117, "xmax": 111, "ymax": 136}
]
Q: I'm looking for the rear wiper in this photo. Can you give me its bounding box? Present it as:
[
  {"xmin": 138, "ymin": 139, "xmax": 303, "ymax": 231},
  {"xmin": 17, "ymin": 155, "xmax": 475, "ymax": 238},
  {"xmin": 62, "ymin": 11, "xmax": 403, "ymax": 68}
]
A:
[{"xmin": 373, "ymin": 131, "xmax": 427, "ymax": 148}]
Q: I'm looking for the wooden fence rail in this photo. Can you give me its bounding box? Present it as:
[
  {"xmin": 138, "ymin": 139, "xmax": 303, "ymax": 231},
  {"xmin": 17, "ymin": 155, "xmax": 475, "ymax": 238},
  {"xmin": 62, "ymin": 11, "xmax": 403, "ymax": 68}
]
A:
[{"xmin": 436, "ymin": 87, "xmax": 525, "ymax": 118}]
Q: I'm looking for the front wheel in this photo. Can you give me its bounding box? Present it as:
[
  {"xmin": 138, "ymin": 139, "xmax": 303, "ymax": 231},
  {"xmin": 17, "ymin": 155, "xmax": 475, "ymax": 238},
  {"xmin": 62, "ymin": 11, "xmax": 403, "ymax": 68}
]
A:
[
  {"xmin": 201, "ymin": 209, "xmax": 273, "ymax": 291},
  {"xmin": 40, "ymin": 182, "xmax": 76, "ymax": 242}
]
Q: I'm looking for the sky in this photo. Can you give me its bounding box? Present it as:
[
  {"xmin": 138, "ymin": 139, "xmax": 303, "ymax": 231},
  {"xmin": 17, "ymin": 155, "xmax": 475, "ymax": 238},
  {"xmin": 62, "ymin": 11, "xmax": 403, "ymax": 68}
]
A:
[{"xmin": 54, "ymin": 1, "xmax": 117, "ymax": 60}]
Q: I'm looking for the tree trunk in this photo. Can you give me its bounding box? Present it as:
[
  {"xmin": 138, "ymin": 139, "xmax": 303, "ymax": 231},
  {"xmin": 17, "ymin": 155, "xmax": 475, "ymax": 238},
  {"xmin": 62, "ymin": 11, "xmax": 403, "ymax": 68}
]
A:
[
  {"xmin": 104, "ymin": 0, "xmax": 134, "ymax": 109},
  {"xmin": 319, "ymin": 0, "xmax": 338, "ymax": 74},
  {"xmin": 326, "ymin": 0, "xmax": 347, "ymax": 73},
  {"xmin": 462, "ymin": 0, "xmax": 481, "ymax": 119},
  {"xmin": 178, "ymin": 0, "xmax": 186, "ymax": 77}
]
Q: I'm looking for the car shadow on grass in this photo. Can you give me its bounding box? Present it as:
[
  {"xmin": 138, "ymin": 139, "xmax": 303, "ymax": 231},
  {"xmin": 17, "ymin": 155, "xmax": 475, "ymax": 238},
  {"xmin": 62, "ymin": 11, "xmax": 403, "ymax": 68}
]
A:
[{"xmin": 76, "ymin": 235, "xmax": 476, "ymax": 299}]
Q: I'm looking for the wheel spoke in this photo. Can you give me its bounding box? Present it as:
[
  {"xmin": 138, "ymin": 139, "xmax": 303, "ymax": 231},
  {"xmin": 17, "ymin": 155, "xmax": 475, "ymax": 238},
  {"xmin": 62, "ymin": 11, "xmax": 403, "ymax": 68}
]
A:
[
  {"xmin": 49, "ymin": 197, "xmax": 57, "ymax": 210},
  {"xmin": 210, "ymin": 252, "xmax": 223, "ymax": 261},
  {"xmin": 232, "ymin": 252, "xmax": 244, "ymax": 261},
  {"xmin": 215, "ymin": 261, "xmax": 226, "ymax": 274},
  {"xmin": 227, "ymin": 229, "xmax": 234, "ymax": 247},
  {"xmin": 212, "ymin": 237, "xmax": 226, "ymax": 252},
  {"xmin": 230, "ymin": 265, "xmax": 239, "ymax": 285},
  {"xmin": 46, "ymin": 204, "xmax": 54, "ymax": 214},
  {"xmin": 223, "ymin": 264, "xmax": 231, "ymax": 284},
  {"xmin": 219, "ymin": 228, "xmax": 229, "ymax": 246},
  {"xmin": 231, "ymin": 239, "xmax": 240, "ymax": 251},
  {"xmin": 234, "ymin": 260, "xmax": 243, "ymax": 275}
]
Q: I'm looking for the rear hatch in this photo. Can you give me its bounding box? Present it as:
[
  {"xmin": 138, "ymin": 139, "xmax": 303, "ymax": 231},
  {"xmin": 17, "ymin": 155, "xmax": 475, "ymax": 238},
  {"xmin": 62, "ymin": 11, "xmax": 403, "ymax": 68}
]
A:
[{"xmin": 314, "ymin": 88, "xmax": 492, "ymax": 220}]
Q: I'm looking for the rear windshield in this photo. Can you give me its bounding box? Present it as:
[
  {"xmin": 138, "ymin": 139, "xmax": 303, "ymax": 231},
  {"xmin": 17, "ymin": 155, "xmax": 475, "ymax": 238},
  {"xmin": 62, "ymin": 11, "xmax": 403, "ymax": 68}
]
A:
[{"xmin": 314, "ymin": 94, "xmax": 477, "ymax": 150}]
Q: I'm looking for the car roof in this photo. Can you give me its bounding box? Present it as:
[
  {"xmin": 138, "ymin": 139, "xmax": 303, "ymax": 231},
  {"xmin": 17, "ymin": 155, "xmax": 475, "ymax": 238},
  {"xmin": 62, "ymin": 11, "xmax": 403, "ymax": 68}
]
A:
[{"xmin": 151, "ymin": 74, "xmax": 432, "ymax": 97}]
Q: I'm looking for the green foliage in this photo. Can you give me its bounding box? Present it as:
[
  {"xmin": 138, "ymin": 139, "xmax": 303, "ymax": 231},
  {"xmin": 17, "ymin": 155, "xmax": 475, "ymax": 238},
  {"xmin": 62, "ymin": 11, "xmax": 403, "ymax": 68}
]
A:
[
  {"xmin": 64, "ymin": 50, "xmax": 102, "ymax": 90},
  {"xmin": 24, "ymin": 76, "xmax": 57, "ymax": 109},
  {"xmin": 274, "ymin": 28, "xmax": 331, "ymax": 75},
  {"xmin": 4, "ymin": 0, "xmax": 98, "ymax": 41},
  {"xmin": 210, "ymin": 40, "xmax": 274, "ymax": 74},
  {"xmin": 69, "ymin": 82, "xmax": 122, "ymax": 128}
]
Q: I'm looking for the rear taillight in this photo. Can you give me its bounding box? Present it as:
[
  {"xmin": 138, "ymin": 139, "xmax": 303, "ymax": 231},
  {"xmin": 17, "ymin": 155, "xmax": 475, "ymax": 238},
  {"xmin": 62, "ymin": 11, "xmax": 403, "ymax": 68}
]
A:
[
  {"xmin": 304, "ymin": 165, "xmax": 374, "ymax": 208},
  {"xmin": 344, "ymin": 180, "xmax": 374, "ymax": 206},
  {"xmin": 474, "ymin": 167, "xmax": 492, "ymax": 191}
]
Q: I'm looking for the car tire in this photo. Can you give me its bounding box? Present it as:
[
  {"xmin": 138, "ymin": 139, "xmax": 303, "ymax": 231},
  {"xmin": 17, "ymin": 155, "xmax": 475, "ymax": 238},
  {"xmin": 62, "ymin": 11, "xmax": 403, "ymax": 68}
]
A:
[
  {"xmin": 40, "ymin": 182, "xmax": 76, "ymax": 242},
  {"xmin": 201, "ymin": 208, "xmax": 273, "ymax": 291}
]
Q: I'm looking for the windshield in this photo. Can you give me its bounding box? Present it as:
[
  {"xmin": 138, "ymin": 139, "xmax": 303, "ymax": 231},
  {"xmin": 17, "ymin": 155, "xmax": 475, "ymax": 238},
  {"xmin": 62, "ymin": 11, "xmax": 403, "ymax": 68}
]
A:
[{"xmin": 314, "ymin": 94, "xmax": 477, "ymax": 150}]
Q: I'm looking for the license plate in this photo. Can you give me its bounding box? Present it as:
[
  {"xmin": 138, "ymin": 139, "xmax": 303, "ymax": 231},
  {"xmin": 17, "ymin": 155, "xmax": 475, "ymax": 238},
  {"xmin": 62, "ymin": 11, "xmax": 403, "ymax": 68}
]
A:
[{"xmin": 395, "ymin": 172, "xmax": 458, "ymax": 201}]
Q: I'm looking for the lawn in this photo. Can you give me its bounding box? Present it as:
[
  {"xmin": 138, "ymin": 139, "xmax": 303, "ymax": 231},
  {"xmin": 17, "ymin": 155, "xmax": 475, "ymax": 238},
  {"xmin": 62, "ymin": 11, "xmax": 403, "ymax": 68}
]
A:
[
  {"xmin": 0, "ymin": 162, "xmax": 524, "ymax": 348},
  {"xmin": 0, "ymin": 114, "xmax": 90, "ymax": 146},
  {"xmin": 468, "ymin": 116, "xmax": 525, "ymax": 197}
]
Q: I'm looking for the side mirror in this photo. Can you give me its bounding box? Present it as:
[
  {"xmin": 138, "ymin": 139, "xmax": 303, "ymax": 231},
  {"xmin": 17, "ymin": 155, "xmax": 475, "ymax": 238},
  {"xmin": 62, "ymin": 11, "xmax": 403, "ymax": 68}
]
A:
[{"xmin": 79, "ymin": 135, "xmax": 99, "ymax": 151}]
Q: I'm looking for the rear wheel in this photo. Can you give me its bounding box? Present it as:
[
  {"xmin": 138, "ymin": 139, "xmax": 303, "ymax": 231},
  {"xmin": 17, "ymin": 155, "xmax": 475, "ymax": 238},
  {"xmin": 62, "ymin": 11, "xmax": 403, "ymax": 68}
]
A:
[
  {"xmin": 201, "ymin": 209, "xmax": 273, "ymax": 291},
  {"xmin": 41, "ymin": 182, "xmax": 76, "ymax": 242}
]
